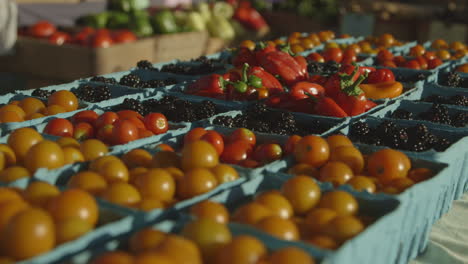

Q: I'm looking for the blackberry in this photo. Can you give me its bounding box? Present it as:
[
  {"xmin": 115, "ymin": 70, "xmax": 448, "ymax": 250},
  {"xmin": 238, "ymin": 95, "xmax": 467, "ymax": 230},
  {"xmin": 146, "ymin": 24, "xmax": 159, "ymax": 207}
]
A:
[
  {"xmin": 136, "ymin": 60, "xmax": 154, "ymax": 70},
  {"xmin": 233, "ymin": 114, "xmax": 248, "ymax": 128},
  {"xmin": 93, "ymin": 85, "xmax": 112, "ymax": 102},
  {"xmin": 350, "ymin": 121, "xmax": 371, "ymax": 139},
  {"xmin": 194, "ymin": 100, "xmax": 217, "ymax": 120},
  {"xmin": 141, "ymin": 79, "xmax": 165, "ymax": 88},
  {"xmin": 375, "ymin": 120, "xmax": 398, "ymax": 135},
  {"xmin": 160, "ymin": 95, "xmax": 178, "ymax": 105},
  {"xmin": 391, "ymin": 109, "xmax": 413, "ymax": 120},
  {"xmin": 213, "ymin": 116, "xmax": 235, "ymax": 127},
  {"xmin": 418, "ymin": 103, "xmax": 451, "ymax": 125},
  {"xmin": 434, "ymin": 138, "xmax": 451, "ymax": 151},
  {"xmin": 75, "ymin": 84, "xmax": 111, "ymax": 103},
  {"xmin": 449, "ymin": 95, "xmax": 468, "ymax": 107},
  {"xmin": 451, "ymin": 112, "xmax": 468, "ymax": 127},
  {"xmin": 31, "ymin": 88, "xmax": 54, "ymax": 98},
  {"xmin": 119, "ymin": 73, "xmax": 142, "ymax": 88},
  {"xmin": 247, "ymin": 102, "xmax": 269, "ymax": 118},
  {"xmin": 89, "ymin": 76, "xmax": 117, "ymax": 85},
  {"xmin": 383, "ymin": 128, "xmax": 409, "ymax": 148},
  {"xmin": 408, "ymin": 141, "xmax": 430, "ymax": 152},
  {"xmin": 119, "ymin": 98, "xmax": 146, "ymax": 115},
  {"xmin": 445, "ymin": 72, "xmax": 462, "ymax": 87},
  {"xmin": 307, "ymin": 62, "xmax": 324, "ymax": 74},
  {"xmin": 254, "ymin": 121, "xmax": 270, "ymax": 133},
  {"xmin": 409, "ymin": 124, "xmax": 429, "ymax": 137},
  {"xmin": 365, "ymin": 133, "xmax": 383, "ymax": 146}
]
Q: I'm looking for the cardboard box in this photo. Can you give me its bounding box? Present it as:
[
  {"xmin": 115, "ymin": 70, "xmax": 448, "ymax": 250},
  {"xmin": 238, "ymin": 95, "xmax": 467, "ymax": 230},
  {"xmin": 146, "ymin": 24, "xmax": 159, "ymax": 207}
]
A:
[
  {"xmin": 153, "ymin": 31, "xmax": 208, "ymax": 63},
  {"xmin": 0, "ymin": 36, "xmax": 155, "ymax": 81}
]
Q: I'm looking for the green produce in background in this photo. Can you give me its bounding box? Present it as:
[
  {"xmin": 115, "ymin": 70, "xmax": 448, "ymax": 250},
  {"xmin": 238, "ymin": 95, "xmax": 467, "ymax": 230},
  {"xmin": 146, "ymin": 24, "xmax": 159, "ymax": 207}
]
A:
[
  {"xmin": 230, "ymin": 19, "xmax": 246, "ymax": 37},
  {"xmin": 152, "ymin": 9, "xmax": 180, "ymax": 34},
  {"xmin": 185, "ymin": 11, "xmax": 206, "ymax": 32},
  {"xmin": 107, "ymin": 11, "xmax": 131, "ymax": 29},
  {"xmin": 129, "ymin": 10, "xmax": 153, "ymax": 37},
  {"xmin": 77, "ymin": 12, "xmax": 110, "ymax": 28},
  {"xmin": 212, "ymin": 2, "xmax": 234, "ymax": 19},
  {"xmin": 207, "ymin": 15, "xmax": 235, "ymax": 40},
  {"xmin": 107, "ymin": 0, "xmax": 149, "ymax": 12},
  {"xmin": 195, "ymin": 2, "xmax": 211, "ymax": 23}
]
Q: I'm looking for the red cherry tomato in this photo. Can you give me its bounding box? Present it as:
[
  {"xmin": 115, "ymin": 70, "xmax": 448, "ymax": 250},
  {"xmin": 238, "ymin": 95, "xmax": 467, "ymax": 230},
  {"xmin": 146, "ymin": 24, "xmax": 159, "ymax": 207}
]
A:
[
  {"xmin": 284, "ymin": 135, "xmax": 302, "ymax": 155},
  {"xmin": 96, "ymin": 125, "xmax": 113, "ymax": 144},
  {"xmin": 126, "ymin": 116, "xmax": 146, "ymax": 130},
  {"xmin": 44, "ymin": 118, "xmax": 74, "ymax": 137},
  {"xmin": 89, "ymin": 33, "xmax": 113, "ymax": 48},
  {"xmin": 306, "ymin": 52, "xmax": 325, "ymax": 63},
  {"xmin": 95, "ymin": 112, "xmax": 119, "ymax": 129},
  {"xmin": 253, "ymin": 143, "xmax": 283, "ymax": 163},
  {"xmin": 112, "ymin": 120, "xmax": 139, "ymax": 145},
  {"xmin": 393, "ymin": 56, "xmax": 406, "ymax": 67},
  {"xmin": 113, "ymin": 30, "xmax": 137, "ymax": 44},
  {"xmin": 117, "ymin": 110, "xmax": 143, "ymax": 121},
  {"xmin": 423, "ymin": 51, "xmax": 437, "ymax": 61},
  {"xmin": 238, "ymin": 159, "xmax": 260, "ymax": 168},
  {"xmin": 184, "ymin": 128, "xmax": 207, "ymax": 145},
  {"xmin": 341, "ymin": 49, "xmax": 357, "ymax": 64},
  {"xmin": 377, "ymin": 49, "xmax": 394, "ymax": 63},
  {"xmin": 48, "ymin": 31, "xmax": 70, "ymax": 45},
  {"xmin": 380, "ymin": 60, "xmax": 397, "ymax": 68},
  {"xmin": 427, "ymin": 58, "xmax": 443, "ymax": 69},
  {"xmin": 71, "ymin": 110, "xmax": 99, "ymax": 125},
  {"xmin": 322, "ymin": 48, "xmax": 343, "ymax": 63},
  {"xmin": 404, "ymin": 60, "xmax": 421, "ymax": 70},
  {"xmin": 138, "ymin": 128, "xmax": 154, "ymax": 139},
  {"xmin": 220, "ymin": 140, "xmax": 253, "ymax": 164},
  {"xmin": 228, "ymin": 128, "xmax": 256, "ymax": 146},
  {"xmin": 73, "ymin": 122, "xmax": 95, "ymax": 141},
  {"xmin": 143, "ymin": 113, "xmax": 169, "ymax": 135},
  {"xmin": 200, "ymin": 130, "xmax": 224, "ymax": 155},
  {"xmin": 28, "ymin": 21, "xmax": 56, "ymax": 38},
  {"xmin": 415, "ymin": 56, "xmax": 428, "ymax": 70},
  {"xmin": 72, "ymin": 32, "xmax": 90, "ymax": 46},
  {"xmin": 155, "ymin": 143, "xmax": 174, "ymax": 152}
]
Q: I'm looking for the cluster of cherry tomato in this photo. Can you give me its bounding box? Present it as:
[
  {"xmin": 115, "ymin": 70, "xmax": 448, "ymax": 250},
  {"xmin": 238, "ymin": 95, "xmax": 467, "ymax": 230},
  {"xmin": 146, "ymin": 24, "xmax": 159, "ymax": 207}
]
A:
[
  {"xmin": 0, "ymin": 90, "xmax": 79, "ymax": 123},
  {"xmin": 43, "ymin": 109, "xmax": 169, "ymax": 146},
  {"xmin": 286, "ymin": 134, "xmax": 433, "ymax": 194},
  {"xmin": 0, "ymin": 183, "xmax": 99, "ymax": 261},
  {"xmin": 183, "ymin": 127, "xmax": 283, "ymax": 168},
  {"xmin": 91, "ymin": 219, "xmax": 316, "ymax": 264},
  {"xmin": 20, "ymin": 21, "xmax": 137, "ymax": 48},
  {"xmin": 198, "ymin": 177, "xmax": 369, "ymax": 250},
  {"xmin": 376, "ymin": 46, "xmax": 443, "ymax": 70},
  {"xmin": 0, "ymin": 127, "xmax": 110, "ymax": 182},
  {"xmin": 65, "ymin": 139, "xmax": 240, "ymax": 211}
]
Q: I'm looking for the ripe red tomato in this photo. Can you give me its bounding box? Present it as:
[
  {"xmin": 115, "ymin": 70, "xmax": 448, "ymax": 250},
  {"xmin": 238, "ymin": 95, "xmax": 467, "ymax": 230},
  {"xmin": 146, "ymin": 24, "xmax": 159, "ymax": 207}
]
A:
[
  {"xmin": 228, "ymin": 128, "xmax": 256, "ymax": 146},
  {"xmin": 284, "ymin": 135, "xmax": 302, "ymax": 155},
  {"xmin": 415, "ymin": 56, "xmax": 428, "ymax": 70},
  {"xmin": 423, "ymin": 51, "xmax": 437, "ymax": 61},
  {"xmin": 341, "ymin": 49, "xmax": 357, "ymax": 64},
  {"xmin": 143, "ymin": 113, "xmax": 169, "ymax": 135},
  {"xmin": 306, "ymin": 52, "xmax": 325, "ymax": 63},
  {"xmin": 117, "ymin": 110, "xmax": 143, "ymax": 121},
  {"xmin": 28, "ymin": 21, "xmax": 56, "ymax": 38},
  {"xmin": 393, "ymin": 56, "xmax": 406, "ymax": 67},
  {"xmin": 89, "ymin": 33, "xmax": 113, "ymax": 48},
  {"xmin": 427, "ymin": 58, "xmax": 443, "ymax": 69},
  {"xmin": 72, "ymin": 32, "xmax": 90, "ymax": 46},
  {"xmin": 126, "ymin": 116, "xmax": 146, "ymax": 130},
  {"xmin": 96, "ymin": 125, "xmax": 113, "ymax": 144},
  {"xmin": 220, "ymin": 140, "xmax": 253, "ymax": 164},
  {"xmin": 404, "ymin": 60, "xmax": 421, "ymax": 70},
  {"xmin": 253, "ymin": 143, "xmax": 283, "ymax": 163},
  {"xmin": 112, "ymin": 120, "xmax": 139, "ymax": 145},
  {"xmin": 48, "ymin": 31, "xmax": 70, "ymax": 45},
  {"xmin": 113, "ymin": 30, "xmax": 137, "ymax": 44},
  {"xmin": 380, "ymin": 60, "xmax": 397, "ymax": 68},
  {"xmin": 184, "ymin": 128, "xmax": 207, "ymax": 145},
  {"xmin": 95, "ymin": 112, "xmax": 119, "ymax": 129},
  {"xmin": 200, "ymin": 130, "xmax": 224, "ymax": 155},
  {"xmin": 376, "ymin": 49, "xmax": 394, "ymax": 63},
  {"xmin": 322, "ymin": 48, "xmax": 343, "ymax": 63},
  {"xmin": 71, "ymin": 110, "xmax": 99, "ymax": 125},
  {"xmin": 73, "ymin": 122, "xmax": 95, "ymax": 141},
  {"xmin": 138, "ymin": 128, "xmax": 154, "ymax": 139},
  {"xmin": 238, "ymin": 159, "xmax": 260, "ymax": 168},
  {"xmin": 44, "ymin": 118, "xmax": 74, "ymax": 137}
]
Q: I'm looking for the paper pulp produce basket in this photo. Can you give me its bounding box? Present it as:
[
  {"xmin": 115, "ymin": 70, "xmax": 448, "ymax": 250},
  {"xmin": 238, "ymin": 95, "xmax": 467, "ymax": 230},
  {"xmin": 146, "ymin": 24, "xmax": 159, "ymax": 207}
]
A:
[
  {"xmin": 188, "ymin": 172, "xmax": 402, "ymax": 264},
  {"xmin": 261, "ymin": 139, "xmax": 451, "ymax": 264},
  {"xmin": 0, "ymin": 178, "xmax": 137, "ymax": 264},
  {"xmin": 412, "ymin": 83, "xmax": 468, "ymax": 107},
  {"xmin": 32, "ymin": 137, "xmax": 250, "ymax": 224},
  {"xmin": 369, "ymin": 99, "xmax": 468, "ymax": 130}
]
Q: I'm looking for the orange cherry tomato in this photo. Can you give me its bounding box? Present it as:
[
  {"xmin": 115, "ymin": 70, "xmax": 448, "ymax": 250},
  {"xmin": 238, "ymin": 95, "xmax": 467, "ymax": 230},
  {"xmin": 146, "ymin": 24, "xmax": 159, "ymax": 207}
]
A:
[
  {"xmin": 293, "ymin": 136, "xmax": 330, "ymax": 168},
  {"xmin": 228, "ymin": 128, "xmax": 256, "ymax": 146},
  {"xmin": 367, "ymin": 149, "xmax": 411, "ymax": 185}
]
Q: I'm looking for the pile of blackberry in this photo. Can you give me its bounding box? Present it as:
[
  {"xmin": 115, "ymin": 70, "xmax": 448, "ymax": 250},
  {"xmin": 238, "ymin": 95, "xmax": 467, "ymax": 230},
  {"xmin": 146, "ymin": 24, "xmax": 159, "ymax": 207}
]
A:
[
  {"xmin": 89, "ymin": 76, "xmax": 117, "ymax": 85},
  {"xmin": 213, "ymin": 102, "xmax": 331, "ymax": 136},
  {"xmin": 136, "ymin": 60, "xmax": 154, "ymax": 70},
  {"xmin": 113, "ymin": 96, "xmax": 219, "ymax": 122},
  {"xmin": 390, "ymin": 104, "xmax": 468, "ymax": 127},
  {"xmin": 74, "ymin": 84, "xmax": 111, "ymax": 103},
  {"xmin": 307, "ymin": 61, "xmax": 341, "ymax": 76},
  {"xmin": 159, "ymin": 60, "xmax": 224, "ymax": 75},
  {"xmin": 31, "ymin": 88, "xmax": 55, "ymax": 98},
  {"xmin": 190, "ymin": 56, "xmax": 224, "ymax": 64},
  {"xmin": 444, "ymin": 72, "xmax": 468, "ymax": 88},
  {"xmin": 350, "ymin": 121, "xmax": 452, "ymax": 152},
  {"xmin": 118, "ymin": 73, "xmax": 178, "ymax": 88},
  {"xmin": 421, "ymin": 94, "xmax": 468, "ymax": 107}
]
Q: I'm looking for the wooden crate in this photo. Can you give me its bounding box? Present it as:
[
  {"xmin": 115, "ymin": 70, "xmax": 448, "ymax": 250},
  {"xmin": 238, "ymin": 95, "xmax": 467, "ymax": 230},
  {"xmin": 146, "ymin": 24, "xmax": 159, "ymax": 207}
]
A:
[{"xmin": 153, "ymin": 31, "xmax": 209, "ymax": 63}]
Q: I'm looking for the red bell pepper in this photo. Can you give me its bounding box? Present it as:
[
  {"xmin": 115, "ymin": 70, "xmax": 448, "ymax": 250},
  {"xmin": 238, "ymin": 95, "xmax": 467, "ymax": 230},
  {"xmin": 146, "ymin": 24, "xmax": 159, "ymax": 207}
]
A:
[
  {"xmin": 308, "ymin": 75, "xmax": 328, "ymax": 86},
  {"xmin": 290, "ymin": 81, "xmax": 325, "ymax": 100},
  {"xmin": 258, "ymin": 50, "xmax": 308, "ymax": 86},
  {"xmin": 365, "ymin": 99, "xmax": 378, "ymax": 111},
  {"xmin": 293, "ymin": 56, "xmax": 308, "ymax": 77},
  {"xmin": 248, "ymin": 65, "xmax": 283, "ymax": 94},
  {"xmin": 366, "ymin": 69, "xmax": 395, "ymax": 84},
  {"xmin": 186, "ymin": 74, "xmax": 226, "ymax": 95},
  {"xmin": 335, "ymin": 74, "xmax": 368, "ymax": 116},
  {"xmin": 233, "ymin": 2, "xmax": 268, "ymax": 31},
  {"xmin": 314, "ymin": 97, "xmax": 348, "ymax": 117},
  {"xmin": 254, "ymin": 42, "xmax": 276, "ymax": 64}
]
